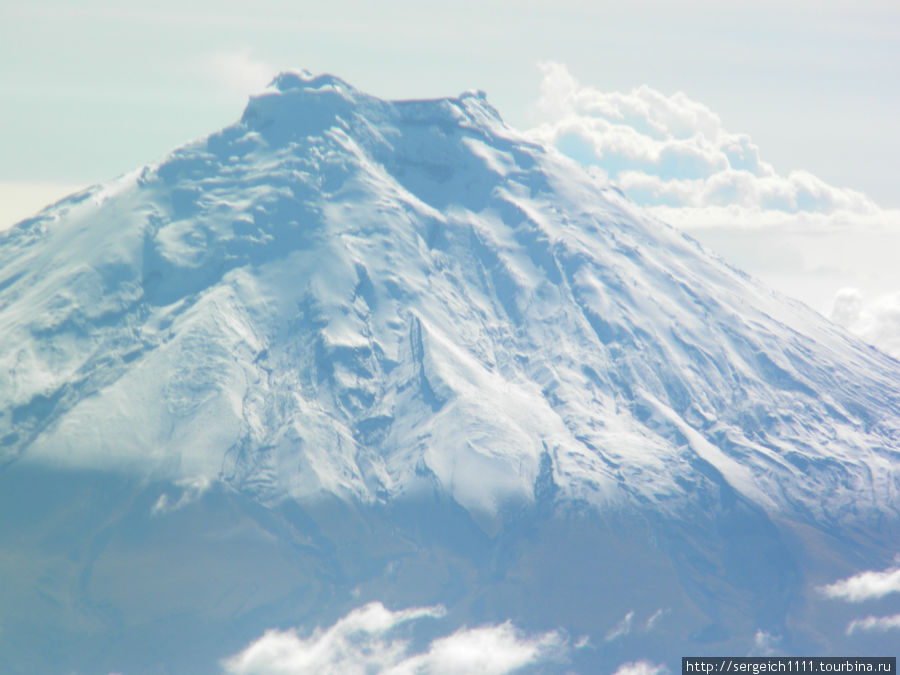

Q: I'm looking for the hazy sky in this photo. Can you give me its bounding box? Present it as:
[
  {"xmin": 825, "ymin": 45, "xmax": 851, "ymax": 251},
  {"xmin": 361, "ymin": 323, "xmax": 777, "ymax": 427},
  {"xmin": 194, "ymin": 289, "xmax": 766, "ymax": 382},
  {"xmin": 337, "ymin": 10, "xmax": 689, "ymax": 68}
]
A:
[
  {"xmin": 2, "ymin": 0, "xmax": 899, "ymax": 353},
  {"xmin": 2, "ymin": 1, "xmax": 898, "ymax": 200}
]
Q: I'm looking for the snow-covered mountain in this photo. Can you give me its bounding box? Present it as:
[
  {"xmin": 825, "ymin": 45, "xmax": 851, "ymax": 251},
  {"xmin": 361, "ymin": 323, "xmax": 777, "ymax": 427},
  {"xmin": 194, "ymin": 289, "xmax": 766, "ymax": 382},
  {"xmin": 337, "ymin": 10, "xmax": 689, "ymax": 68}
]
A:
[{"xmin": 2, "ymin": 72, "xmax": 898, "ymax": 673}]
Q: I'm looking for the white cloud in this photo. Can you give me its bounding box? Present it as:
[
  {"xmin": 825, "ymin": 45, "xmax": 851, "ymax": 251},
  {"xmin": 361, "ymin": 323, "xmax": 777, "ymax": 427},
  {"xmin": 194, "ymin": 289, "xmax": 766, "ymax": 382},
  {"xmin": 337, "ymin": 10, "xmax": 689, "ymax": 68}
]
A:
[
  {"xmin": 604, "ymin": 610, "xmax": 635, "ymax": 642},
  {"xmin": 529, "ymin": 62, "xmax": 886, "ymax": 220},
  {"xmin": 830, "ymin": 288, "xmax": 900, "ymax": 359},
  {"xmin": 846, "ymin": 614, "xmax": 900, "ymax": 635},
  {"xmin": 752, "ymin": 629, "xmax": 781, "ymax": 656},
  {"xmin": 612, "ymin": 660, "xmax": 669, "ymax": 675},
  {"xmin": 644, "ymin": 608, "xmax": 668, "ymax": 631},
  {"xmin": 222, "ymin": 603, "xmax": 442, "ymax": 674},
  {"xmin": 396, "ymin": 622, "xmax": 565, "ymax": 674},
  {"xmin": 819, "ymin": 565, "xmax": 900, "ymax": 602},
  {"xmin": 151, "ymin": 476, "xmax": 212, "ymax": 516},
  {"xmin": 603, "ymin": 609, "xmax": 666, "ymax": 642},
  {"xmin": 222, "ymin": 602, "xmax": 566, "ymax": 675},
  {"xmin": 197, "ymin": 48, "xmax": 274, "ymax": 100}
]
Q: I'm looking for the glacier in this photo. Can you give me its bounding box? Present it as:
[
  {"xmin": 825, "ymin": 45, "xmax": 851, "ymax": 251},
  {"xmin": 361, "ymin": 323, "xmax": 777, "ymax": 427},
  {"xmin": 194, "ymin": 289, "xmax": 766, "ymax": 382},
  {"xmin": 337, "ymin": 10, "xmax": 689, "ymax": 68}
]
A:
[{"xmin": 1, "ymin": 71, "xmax": 899, "ymax": 673}]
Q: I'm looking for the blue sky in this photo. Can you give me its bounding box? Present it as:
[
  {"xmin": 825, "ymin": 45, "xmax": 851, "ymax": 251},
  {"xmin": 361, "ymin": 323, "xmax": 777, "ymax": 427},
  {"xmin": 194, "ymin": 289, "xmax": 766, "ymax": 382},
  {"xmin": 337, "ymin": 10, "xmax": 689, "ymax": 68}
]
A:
[{"xmin": 2, "ymin": 0, "xmax": 899, "ymax": 352}]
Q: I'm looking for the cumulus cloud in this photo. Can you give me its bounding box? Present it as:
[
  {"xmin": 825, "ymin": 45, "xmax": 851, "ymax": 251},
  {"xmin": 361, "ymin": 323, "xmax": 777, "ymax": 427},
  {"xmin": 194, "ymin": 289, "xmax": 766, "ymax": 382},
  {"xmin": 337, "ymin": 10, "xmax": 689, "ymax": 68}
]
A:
[
  {"xmin": 397, "ymin": 622, "xmax": 564, "ymax": 674},
  {"xmin": 612, "ymin": 660, "xmax": 669, "ymax": 675},
  {"xmin": 528, "ymin": 62, "xmax": 900, "ymax": 359},
  {"xmin": 528, "ymin": 61, "xmax": 885, "ymax": 222},
  {"xmin": 820, "ymin": 565, "xmax": 900, "ymax": 602},
  {"xmin": 222, "ymin": 602, "xmax": 566, "ymax": 675},
  {"xmin": 846, "ymin": 614, "xmax": 900, "ymax": 635}
]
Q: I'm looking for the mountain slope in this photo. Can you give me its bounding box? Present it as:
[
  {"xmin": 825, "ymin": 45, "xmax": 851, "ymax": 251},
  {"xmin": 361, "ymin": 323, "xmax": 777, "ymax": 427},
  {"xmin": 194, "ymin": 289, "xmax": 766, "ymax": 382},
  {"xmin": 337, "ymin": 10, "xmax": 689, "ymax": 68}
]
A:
[
  {"xmin": 1, "ymin": 72, "xmax": 899, "ymax": 672},
  {"xmin": 3, "ymin": 72, "xmax": 897, "ymax": 523}
]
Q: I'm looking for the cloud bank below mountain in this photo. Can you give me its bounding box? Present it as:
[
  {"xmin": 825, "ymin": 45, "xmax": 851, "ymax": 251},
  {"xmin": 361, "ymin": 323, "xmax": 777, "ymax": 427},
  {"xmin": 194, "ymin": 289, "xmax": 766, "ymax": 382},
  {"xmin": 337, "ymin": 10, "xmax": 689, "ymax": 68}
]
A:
[{"xmin": 222, "ymin": 602, "xmax": 566, "ymax": 675}]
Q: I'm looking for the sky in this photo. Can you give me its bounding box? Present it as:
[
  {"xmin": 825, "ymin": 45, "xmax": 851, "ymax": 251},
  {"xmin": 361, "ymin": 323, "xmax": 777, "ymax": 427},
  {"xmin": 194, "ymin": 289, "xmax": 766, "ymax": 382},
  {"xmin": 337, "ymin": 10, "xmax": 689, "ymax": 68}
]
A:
[{"xmin": 2, "ymin": 0, "xmax": 899, "ymax": 353}]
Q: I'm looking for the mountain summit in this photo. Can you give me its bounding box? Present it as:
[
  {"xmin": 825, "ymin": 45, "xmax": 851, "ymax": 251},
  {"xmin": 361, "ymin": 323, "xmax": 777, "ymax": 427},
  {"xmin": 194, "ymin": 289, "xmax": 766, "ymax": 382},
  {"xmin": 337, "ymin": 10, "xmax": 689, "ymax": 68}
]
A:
[{"xmin": 2, "ymin": 72, "xmax": 899, "ymax": 672}]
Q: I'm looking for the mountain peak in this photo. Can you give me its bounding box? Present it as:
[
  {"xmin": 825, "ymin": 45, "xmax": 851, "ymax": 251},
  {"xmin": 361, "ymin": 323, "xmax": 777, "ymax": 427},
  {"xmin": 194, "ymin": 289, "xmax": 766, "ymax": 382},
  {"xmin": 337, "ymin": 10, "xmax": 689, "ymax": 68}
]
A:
[
  {"xmin": 238, "ymin": 70, "xmax": 511, "ymax": 158},
  {"xmin": 3, "ymin": 73, "xmax": 900, "ymax": 528}
]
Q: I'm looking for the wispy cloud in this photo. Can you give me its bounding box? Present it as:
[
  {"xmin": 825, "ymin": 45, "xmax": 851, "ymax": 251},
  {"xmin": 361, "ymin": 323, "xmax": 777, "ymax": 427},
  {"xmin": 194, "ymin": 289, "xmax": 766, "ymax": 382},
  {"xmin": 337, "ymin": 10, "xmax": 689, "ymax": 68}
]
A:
[
  {"xmin": 830, "ymin": 288, "xmax": 900, "ymax": 359},
  {"xmin": 846, "ymin": 613, "xmax": 900, "ymax": 635},
  {"xmin": 820, "ymin": 565, "xmax": 900, "ymax": 602},
  {"xmin": 644, "ymin": 608, "xmax": 668, "ymax": 631},
  {"xmin": 222, "ymin": 602, "xmax": 566, "ymax": 674},
  {"xmin": 151, "ymin": 476, "xmax": 212, "ymax": 516},
  {"xmin": 604, "ymin": 610, "xmax": 635, "ymax": 642},
  {"xmin": 196, "ymin": 48, "xmax": 275, "ymax": 100}
]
